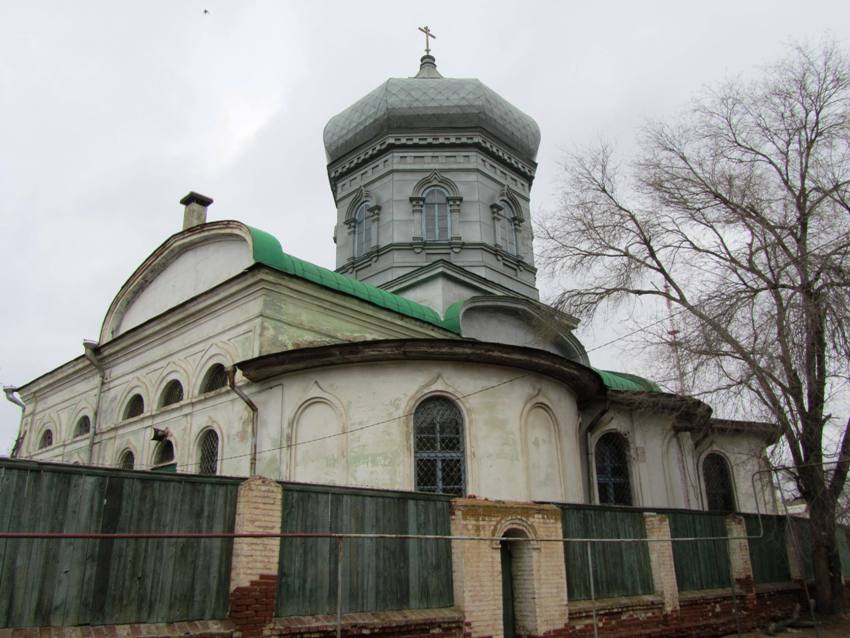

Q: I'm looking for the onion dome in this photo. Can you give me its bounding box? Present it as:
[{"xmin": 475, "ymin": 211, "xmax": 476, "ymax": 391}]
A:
[{"xmin": 323, "ymin": 55, "xmax": 541, "ymax": 165}]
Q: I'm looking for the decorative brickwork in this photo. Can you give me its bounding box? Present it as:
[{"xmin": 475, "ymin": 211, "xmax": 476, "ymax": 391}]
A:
[
  {"xmin": 449, "ymin": 499, "xmax": 567, "ymax": 638},
  {"xmin": 643, "ymin": 513, "xmax": 678, "ymax": 613}
]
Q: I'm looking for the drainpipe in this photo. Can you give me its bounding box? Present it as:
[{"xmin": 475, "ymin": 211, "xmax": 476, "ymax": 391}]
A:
[
  {"xmin": 227, "ymin": 366, "xmax": 258, "ymax": 476},
  {"xmin": 4, "ymin": 386, "xmax": 26, "ymax": 457},
  {"xmin": 83, "ymin": 340, "xmax": 106, "ymax": 465}
]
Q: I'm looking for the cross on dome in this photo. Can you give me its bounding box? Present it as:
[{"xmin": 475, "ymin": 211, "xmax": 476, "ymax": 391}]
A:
[{"xmin": 418, "ymin": 25, "xmax": 436, "ymax": 55}]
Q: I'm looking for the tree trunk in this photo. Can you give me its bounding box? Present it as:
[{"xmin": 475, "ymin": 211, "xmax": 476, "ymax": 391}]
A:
[{"xmin": 808, "ymin": 494, "xmax": 845, "ymax": 615}]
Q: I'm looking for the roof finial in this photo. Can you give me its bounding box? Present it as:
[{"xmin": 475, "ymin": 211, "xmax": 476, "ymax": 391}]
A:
[
  {"xmin": 415, "ymin": 26, "xmax": 442, "ymax": 79},
  {"xmin": 418, "ymin": 25, "xmax": 436, "ymax": 55}
]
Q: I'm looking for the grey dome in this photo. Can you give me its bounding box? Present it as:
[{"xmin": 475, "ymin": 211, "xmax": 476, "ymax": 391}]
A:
[{"xmin": 323, "ymin": 57, "xmax": 541, "ymax": 164}]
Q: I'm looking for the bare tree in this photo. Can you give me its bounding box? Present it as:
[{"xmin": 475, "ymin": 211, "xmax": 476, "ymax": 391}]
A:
[{"xmin": 539, "ymin": 43, "xmax": 850, "ymax": 614}]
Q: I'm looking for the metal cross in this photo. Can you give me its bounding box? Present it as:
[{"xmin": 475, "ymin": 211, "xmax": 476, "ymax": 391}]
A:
[{"xmin": 418, "ymin": 26, "xmax": 436, "ymax": 55}]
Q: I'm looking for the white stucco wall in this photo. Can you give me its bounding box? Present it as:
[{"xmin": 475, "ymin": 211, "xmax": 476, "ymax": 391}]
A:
[{"xmin": 118, "ymin": 238, "xmax": 252, "ymax": 334}]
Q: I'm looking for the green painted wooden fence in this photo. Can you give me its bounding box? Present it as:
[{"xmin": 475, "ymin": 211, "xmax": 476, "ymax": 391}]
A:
[
  {"xmin": 0, "ymin": 460, "xmax": 239, "ymax": 628},
  {"xmin": 668, "ymin": 511, "xmax": 730, "ymax": 592},
  {"xmin": 277, "ymin": 483, "xmax": 454, "ymax": 616},
  {"xmin": 788, "ymin": 518, "xmax": 850, "ymax": 579},
  {"xmin": 743, "ymin": 515, "xmax": 791, "ymax": 584},
  {"xmin": 559, "ymin": 505, "xmax": 654, "ymax": 601}
]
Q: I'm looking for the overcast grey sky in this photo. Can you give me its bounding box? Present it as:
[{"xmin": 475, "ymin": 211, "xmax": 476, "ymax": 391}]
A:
[{"xmin": 1, "ymin": 1, "xmax": 849, "ymax": 454}]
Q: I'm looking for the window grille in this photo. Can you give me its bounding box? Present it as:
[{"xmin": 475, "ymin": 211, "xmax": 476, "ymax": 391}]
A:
[
  {"xmin": 152, "ymin": 440, "xmax": 176, "ymax": 472},
  {"xmin": 201, "ymin": 364, "xmax": 228, "ymax": 394},
  {"xmin": 75, "ymin": 415, "xmax": 91, "ymax": 437},
  {"xmin": 703, "ymin": 453, "xmax": 736, "ymax": 511},
  {"xmin": 496, "ymin": 200, "xmax": 518, "ymax": 255},
  {"xmin": 413, "ymin": 397, "xmax": 465, "ymax": 495},
  {"xmin": 39, "ymin": 429, "xmax": 53, "ymax": 449},
  {"xmin": 119, "ymin": 449, "xmax": 135, "ymax": 470},
  {"xmin": 198, "ymin": 429, "xmax": 219, "ymax": 475},
  {"xmin": 159, "ymin": 380, "xmax": 184, "ymax": 407},
  {"xmin": 353, "ymin": 203, "xmax": 371, "ymax": 258},
  {"xmin": 595, "ymin": 432, "xmax": 632, "ymax": 505},
  {"xmin": 422, "ymin": 187, "xmax": 450, "ymax": 241},
  {"xmin": 123, "ymin": 394, "xmax": 144, "ymax": 420}
]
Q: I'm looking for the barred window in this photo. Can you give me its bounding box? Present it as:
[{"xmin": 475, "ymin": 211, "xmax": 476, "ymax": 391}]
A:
[
  {"xmin": 123, "ymin": 394, "xmax": 144, "ymax": 420},
  {"xmin": 75, "ymin": 415, "xmax": 91, "ymax": 437},
  {"xmin": 703, "ymin": 453, "xmax": 736, "ymax": 512},
  {"xmin": 201, "ymin": 364, "xmax": 228, "ymax": 394},
  {"xmin": 39, "ymin": 429, "xmax": 53, "ymax": 449},
  {"xmin": 198, "ymin": 429, "xmax": 220, "ymax": 475},
  {"xmin": 413, "ymin": 397, "xmax": 465, "ymax": 495},
  {"xmin": 422, "ymin": 187, "xmax": 450, "ymax": 241},
  {"xmin": 152, "ymin": 440, "xmax": 176, "ymax": 473},
  {"xmin": 119, "ymin": 449, "xmax": 135, "ymax": 470},
  {"xmin": 595, "ymin": 432, "xmax": 632, "ymax": 505},
  {"xmin": 159, "ymin": 380, "xmax": 184, "ymax": 408}
]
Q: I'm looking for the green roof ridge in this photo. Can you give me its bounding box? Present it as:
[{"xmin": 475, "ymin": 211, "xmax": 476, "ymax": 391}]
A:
[
  {"xmin": 594, "ymin": 368, "xmax": 662, "ymax": 393},
  {"xmin": 246, "ymin": 226, "xmax": 459, "ymax": 334}
]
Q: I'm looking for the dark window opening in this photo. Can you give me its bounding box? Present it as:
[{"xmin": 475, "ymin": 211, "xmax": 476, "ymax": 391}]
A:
[
  {"xmin": 703, "ymin": 453, "xmax": 736, "ymax": 511},
  {"xmin": 123, "ymin": 394, "xmax": 145, "ymax": 420},
  {"xmin": 198, "ymin": 429, "xmax": 219, "ymax": 475},
  {"xmin": 159, "ymin": 380, "xmax": 184, "ymax": 407},
  {"xmin": 201, "ymin": 364, "xmax": 228, "ymax": 394}
]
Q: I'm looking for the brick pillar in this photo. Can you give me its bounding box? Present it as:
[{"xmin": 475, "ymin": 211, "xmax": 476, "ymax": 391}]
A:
[
  {"xmin": 643, "ymin": 513, "xmax": 679, "ymax": 613},
  {"xmin": 450, "ymin": 499, "xmax": 567, "ymax": 638},
  {"xmin": 229, "ymin": 477, "xmax": 283, "ymax": 638},
  {"xmin": 726, "ymin": 514, "xmax": 756, "ymax": 605}
]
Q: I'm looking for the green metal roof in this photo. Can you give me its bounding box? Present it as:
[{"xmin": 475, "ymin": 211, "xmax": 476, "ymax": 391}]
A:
[
  {"xmin": 595, "ymin": 369, "xmax": 662, "ymax": 393},
  {"xmin": 247, "ymin": 226, "xmax": 459, "ymax": 334}
]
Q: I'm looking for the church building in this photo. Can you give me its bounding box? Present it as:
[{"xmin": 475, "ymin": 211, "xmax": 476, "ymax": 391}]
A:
[{"xmin": 7, "ymin": 50, "xmax": 777, "ymax": 516}]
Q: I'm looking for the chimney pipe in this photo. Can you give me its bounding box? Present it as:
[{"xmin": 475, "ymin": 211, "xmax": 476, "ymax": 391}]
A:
[{"xmin": 180, "ymin": 191, "xmax": 214, "ymax": 230}]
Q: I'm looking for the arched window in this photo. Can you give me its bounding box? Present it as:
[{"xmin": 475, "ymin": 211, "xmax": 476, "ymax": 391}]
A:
[
  {"xmin": 353, "ymin": 202, "xmax": 371, "ymax": 258},
  {"xmin": 495, "ymin": 200, "xmax": 518, "ymax": 255},
  {"xmin": 38, "ymin": 429, "xmax": 53, "ymax": 449},
  {"xmin": 198, "ymin": 429, "xmax": 220, "ymax": 475},
  {"xmin": 422, "ymin": 187, "xmax": 450, "ymax": 241},
  {"xmin": 159, "ymin": 380, "xmax": 184, "ymax": 408},
  {"xmin": 595, "ymin": 432, "xmax": 632, "ymax": 505},
  {"xmin": 118, "ymin": 449, "xmax": 135, "ymax": 470},
  {"xmin": 152, "ymin": 440, "xmax": 176, "ymax": 473},
  {"xmin": 201, "ymin": 363, "xmax": 229, "ymax": 394},
  {"xmin": 74, "ymin": 415, "xmax": 91, "ymax": 437},
  {"xmin": 413, "ymin": 397, "xmax": 465, "ymax": 495},
  {"xmin": 123, "ymin": 394, "xmax": 144, "ymax": 420},
  {"xmin": 703, "ymin": 453, "xmax": 736, "ymax": 512}
]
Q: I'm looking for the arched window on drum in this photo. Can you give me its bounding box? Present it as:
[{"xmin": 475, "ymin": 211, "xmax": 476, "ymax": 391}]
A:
[
  {"xmin": 413, "ymin": 397, "xmax": 465, "ymax": 495},
  {"xmin": 422, "ymin": 187, "xmax": 450, "ymax": 241}
]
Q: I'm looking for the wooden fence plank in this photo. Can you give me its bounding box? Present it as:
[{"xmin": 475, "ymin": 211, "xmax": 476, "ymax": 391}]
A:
[
  {"xmin": 668, "ymin": 511, "xmax": 730, "ymax": 592},
  {"xmin": 0, "ymin": 461, "xmax": 238, "ymax": 629},
  {"xmin": 276, "ymin": 484, "xmax": 453, "ymax": 617}
]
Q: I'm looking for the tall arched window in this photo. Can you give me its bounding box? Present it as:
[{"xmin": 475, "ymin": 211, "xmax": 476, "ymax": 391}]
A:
[
  {"xmin": 198, "ymin": 429, "xmax": 220, "ymax": 475},
  {"xmin": 159, "ymin": 380, "xmax": 184, "ymax": 408},
  {"xmin": 118, "ymin": 449, "xmax": 135, "ymax": 470},
  {"xmin": 39, "ymin": 429, "xmax": 53, "ymax": 450},
  {"xmin": 201, "ymin": 363, "xmax": 228, "ymax": 394},
  {"xmin": 152, "ymin": 440, "xmax": 176, "ymax": 473},
  {"xmin": 123, "ymin": 394, "xmax": 144, "ymax": 420},
  {"xmin": 422, "ymin": 187, "xmax": 450, "ymax": 241},
  {"xmin": 353, "ymin": 202, "xmax": 371, "ymax": 258},
  {"xmin": 595, "ymin": 432, "xmax": 632, "ymax": 505},
  {"xmin": 413, "ymin": 397, "xmax": 465, "ymax": 495},
  {"xmin": 495, "ymin": 200, "xmax": 518, "ymax": 255},
  {"xmin": 74, "ymin": 415, "xmax": 91, "ymax": 437},
  {"xmin": 703, "ymin": 453, "xmax": 736, "ymax": 511}
]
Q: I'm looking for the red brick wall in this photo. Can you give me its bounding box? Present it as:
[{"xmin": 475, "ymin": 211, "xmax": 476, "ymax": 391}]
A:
[{"xmin": 229, "ymin": 574, "xmax": 278, "ymax": 638}]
